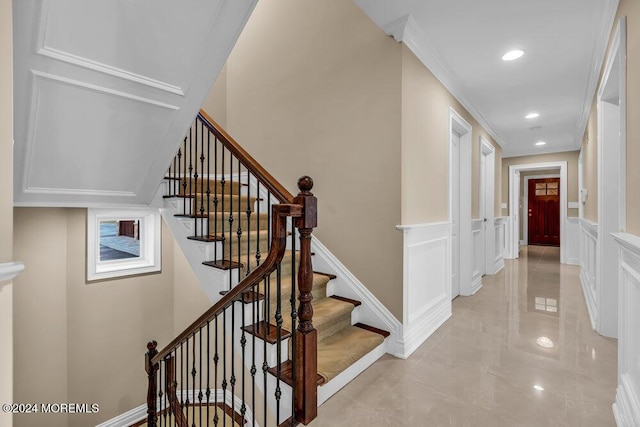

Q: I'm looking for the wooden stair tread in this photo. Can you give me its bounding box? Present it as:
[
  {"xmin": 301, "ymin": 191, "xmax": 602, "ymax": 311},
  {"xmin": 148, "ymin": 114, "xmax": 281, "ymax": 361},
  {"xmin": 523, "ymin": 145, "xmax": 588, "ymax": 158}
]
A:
[
  {"xmin": 243, "ymin": 322, "xmax": 291, "ymax": 344},
  {"xmin": 354, "ymin": 322, "xmax": 390, "ymax": 338},
  {"xmin": 329, "ymin": 295, "xmax": 361, "ymax": 307},
  {"xmin": 187, "ymin": 235, "xmax": 224, "ymax": 243},
  {"xmin": 313, "ymin": 271, "xmax": 337, "ymax": 280},
  {"xmin": 202, "ymin": 259, "xmax": 242, "ymax": 270},
  {"xmin": 268, "ymin": 360, "xmax": 325, "ymax": 387}
]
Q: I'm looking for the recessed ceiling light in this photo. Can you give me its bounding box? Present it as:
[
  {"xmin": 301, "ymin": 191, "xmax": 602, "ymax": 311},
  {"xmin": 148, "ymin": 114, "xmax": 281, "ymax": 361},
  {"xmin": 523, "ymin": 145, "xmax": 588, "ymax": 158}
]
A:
[
  {"xmin": 502, "ymin": 49, "xmax": 524, "ymax": 61},
  {"xmin": 526, "ymin": 112, "xmax": 540, "ymax": 119},
  {"xmin": 533, "ymin": 385, "xmax": 545, "ymax": 391},
  {"xmin": 535, "ymin": 141, "xmax": 547, "ymax": 146}
]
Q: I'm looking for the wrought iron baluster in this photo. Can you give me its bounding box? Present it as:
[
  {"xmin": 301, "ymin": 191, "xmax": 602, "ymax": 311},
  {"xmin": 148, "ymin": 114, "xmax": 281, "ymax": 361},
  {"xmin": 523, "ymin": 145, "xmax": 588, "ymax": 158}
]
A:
[
  {"xmin": 214, "ymin": 315, "xmax": 219, "ymax": 426},
  {"xmin": 228, "ymin": 150, "xmax": 234, "ymax": 291},
  {"xmin": 206, "ymin": 321, "xmax": 210, "ymax": 427},
  {"xmin": 275, "ymin": 262, "xmax": 282, "ymax": 424}
]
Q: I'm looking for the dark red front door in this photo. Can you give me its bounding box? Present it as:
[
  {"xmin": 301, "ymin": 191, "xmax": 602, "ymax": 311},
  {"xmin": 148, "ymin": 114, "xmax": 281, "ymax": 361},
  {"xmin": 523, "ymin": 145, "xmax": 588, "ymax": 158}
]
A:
[{"xmin": 528, "ymin": 178, "xmax": 560, "ymax": 246}]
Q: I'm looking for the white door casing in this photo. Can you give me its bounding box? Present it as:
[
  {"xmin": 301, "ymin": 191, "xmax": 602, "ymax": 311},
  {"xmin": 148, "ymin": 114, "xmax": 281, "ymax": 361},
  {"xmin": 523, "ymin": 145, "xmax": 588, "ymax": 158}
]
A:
[
  {"xmin": 449, "ymin": 108, "xmax": 473, "ymax": 296},
  {"xmin": 509, "ymin": 162, "xmax": 567, "ymax": 262},
  {"xmin": 522, "ymin": 173, "xmax": 561, "ymax": 245},
  {"xmin": 451, "ymin": 131, "xmax": 461, "ymax": 299},
  {"xmin": 596, "ymin": 17, "xmax": 626, "ymax": 339},
  {"xmin": 480, "ymin": 136, "xmax": 495, "ymax": 274}
]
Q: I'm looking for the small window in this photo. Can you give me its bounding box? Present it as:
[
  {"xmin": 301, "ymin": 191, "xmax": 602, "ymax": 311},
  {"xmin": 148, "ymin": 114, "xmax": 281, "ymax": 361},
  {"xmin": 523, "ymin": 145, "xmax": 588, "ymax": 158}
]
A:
[{"xmin": 87, "ymin": 208, "xmax": 161, "ymax": 281}]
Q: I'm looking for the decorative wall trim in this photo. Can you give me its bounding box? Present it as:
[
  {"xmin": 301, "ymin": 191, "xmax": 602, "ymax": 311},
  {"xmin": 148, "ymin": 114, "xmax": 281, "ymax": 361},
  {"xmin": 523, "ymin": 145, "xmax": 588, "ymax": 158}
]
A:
[
  {"xmin": 310, "ymin": 237, "xmax": 403, "ymax": 357},
  {"xmin": 579, "ymin": 218, "xmax": 598, "ymax": 329},
  {"xmin": 471, "ymin": 219, "xmax": 483, "ymax": 293},
  {"xmin": 0, "ymin": 262, "xmax": 25, "ymax": 288},
  {"xmin": 397, "ymin": 221, "xmax": 451, "ymax": 358},
  {"xmin": 493, "ymin": 217, "xmax": 507, "ymax": 274},
  {"xmin": 37, "ymin": 47, "xmax": 185, "ymax": 96},
  {"xmin": 565, "ymin": 217, "xmax": 580, "ymax": 265},
  {"xmin": 30, "ymin": 70, "xmax": 180, "ymax": 110},
  {"xmin": 612, "ymin": 232, "xmax": 640, "ymax": 426}
]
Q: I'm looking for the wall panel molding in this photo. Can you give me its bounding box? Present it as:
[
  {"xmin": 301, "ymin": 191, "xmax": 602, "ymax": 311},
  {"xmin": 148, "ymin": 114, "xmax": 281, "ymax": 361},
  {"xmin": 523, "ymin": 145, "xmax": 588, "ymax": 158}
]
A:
[
  {"xmin": 397, "ymin": 221, "xmax": 452, "ymax": 358},
  {"xmin": 612, "ymin": 232, "xmax": 640, "ymax": 426}
]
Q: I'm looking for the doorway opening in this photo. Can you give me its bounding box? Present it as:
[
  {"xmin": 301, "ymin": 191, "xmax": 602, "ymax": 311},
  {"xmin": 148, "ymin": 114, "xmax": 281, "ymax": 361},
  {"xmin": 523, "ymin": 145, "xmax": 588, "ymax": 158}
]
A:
[{"xmin": 524, "ymin": 175, "xmax": 561, "ymax": 247}]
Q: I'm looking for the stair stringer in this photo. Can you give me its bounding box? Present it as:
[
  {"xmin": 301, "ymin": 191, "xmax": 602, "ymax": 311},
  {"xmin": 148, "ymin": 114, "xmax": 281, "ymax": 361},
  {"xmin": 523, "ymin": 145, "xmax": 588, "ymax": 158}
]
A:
[
  {"xmin": 160, "ymin": 197, "xmax": 237, "ymax": 302},
  {"xmin": 310, "ymin": 237, "xmax": 404, "ymax": 358}
]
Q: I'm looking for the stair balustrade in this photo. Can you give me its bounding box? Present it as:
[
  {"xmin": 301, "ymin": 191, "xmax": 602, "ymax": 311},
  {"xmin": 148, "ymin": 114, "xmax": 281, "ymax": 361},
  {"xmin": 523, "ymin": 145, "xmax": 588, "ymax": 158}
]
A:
[{"xmin": 146, "ymin": 110, "xmax": 318, "ymax": 426}]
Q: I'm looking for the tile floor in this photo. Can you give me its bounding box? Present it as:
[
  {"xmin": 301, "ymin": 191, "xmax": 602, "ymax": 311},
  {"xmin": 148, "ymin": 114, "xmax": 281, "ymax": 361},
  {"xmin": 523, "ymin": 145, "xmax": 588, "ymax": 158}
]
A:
[{"xmin": 310, "ymin": 246, "xmax": 618, "ymax": 426}]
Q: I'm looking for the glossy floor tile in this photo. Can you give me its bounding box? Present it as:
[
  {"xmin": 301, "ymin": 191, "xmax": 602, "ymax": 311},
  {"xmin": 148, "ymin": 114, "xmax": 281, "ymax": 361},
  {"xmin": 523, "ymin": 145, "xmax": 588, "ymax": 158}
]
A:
[{"xmin": 310, "ymin": 246, "xmax": 618, "ymax": 426}]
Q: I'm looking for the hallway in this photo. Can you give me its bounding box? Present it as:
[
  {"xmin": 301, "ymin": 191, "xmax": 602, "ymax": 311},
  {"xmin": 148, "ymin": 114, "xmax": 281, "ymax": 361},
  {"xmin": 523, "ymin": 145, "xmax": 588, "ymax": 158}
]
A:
[{"xmin": 310, "ymin": 246, "xmax": 618, "ymax": 426}]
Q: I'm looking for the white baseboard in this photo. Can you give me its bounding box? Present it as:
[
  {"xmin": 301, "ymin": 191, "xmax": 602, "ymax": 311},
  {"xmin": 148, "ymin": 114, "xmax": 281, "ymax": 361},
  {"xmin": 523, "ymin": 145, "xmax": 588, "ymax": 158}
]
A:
[
  {"xmin": 579, "ymin": 268, "xmax": 597, "ymax": 330},
  {"xmin": 519, "ymin": 239, "xmax": 525, "ymax": 246},
  {"xmin": 398, "ymin": 295, "xmax": 451, "ymax": 358},
  {"xmin": 565, "ymin": 257, "xmax": 580, "ymax": 266}
]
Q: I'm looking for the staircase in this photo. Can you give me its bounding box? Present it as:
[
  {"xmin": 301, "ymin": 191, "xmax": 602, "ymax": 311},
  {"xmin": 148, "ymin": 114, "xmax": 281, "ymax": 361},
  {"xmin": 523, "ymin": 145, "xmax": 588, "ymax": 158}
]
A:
[{"xmin": 144, "ymin": 110, "xmax": 389, "ymax": 426}]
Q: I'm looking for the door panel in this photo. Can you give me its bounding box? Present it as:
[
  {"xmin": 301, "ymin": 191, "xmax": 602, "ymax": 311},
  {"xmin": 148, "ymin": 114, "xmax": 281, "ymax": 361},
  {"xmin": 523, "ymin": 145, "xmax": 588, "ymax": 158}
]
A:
[{"xmin": 528, "ymin": 178, "xmax": 560, "ymax": 246}]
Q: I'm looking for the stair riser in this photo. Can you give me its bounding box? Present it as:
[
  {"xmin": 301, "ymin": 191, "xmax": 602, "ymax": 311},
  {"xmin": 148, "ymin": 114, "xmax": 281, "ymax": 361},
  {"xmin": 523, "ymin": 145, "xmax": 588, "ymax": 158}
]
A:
[
  {"xmin": 223, "ymin": 237, "xmax": 269, "ymax": 258},
  {"xmin": 179, "ymin": 178, "xmax": 244, "ymax": 195},
  {"xmin": 209, "ymin": 213, "xmax": 269, "ymax": 235},
  {"xmin": 192, "ymin": 195, "xmax": 257, "ymax": 214}
]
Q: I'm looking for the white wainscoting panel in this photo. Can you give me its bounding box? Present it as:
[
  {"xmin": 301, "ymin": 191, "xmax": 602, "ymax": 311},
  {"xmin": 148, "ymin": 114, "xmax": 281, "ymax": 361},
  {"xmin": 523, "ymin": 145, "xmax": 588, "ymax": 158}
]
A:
[
  {"xmin": 504, "ymin": 216, "xmax": 514, "ymax": 259},
  {"xmin": 493, "ymin": 217, "xmax": 507, "ymax": 274},
  {"xmin": 612, "ymin": 233, "xmax": 640, "ymax": 426},
  {"xmin": 471, "ymin": 219, "xmax": 483, "ymax": 292},
  {"xmin": 565, "ymin": 217, "xmax": 580, "ymax": 265},
  {"xmin": 579, "ymin": 219, "xmax": 599, "ymax": 329},
  {"xmin": 397, "ymin": 222, "xmax": 452, "ymax": 358}
]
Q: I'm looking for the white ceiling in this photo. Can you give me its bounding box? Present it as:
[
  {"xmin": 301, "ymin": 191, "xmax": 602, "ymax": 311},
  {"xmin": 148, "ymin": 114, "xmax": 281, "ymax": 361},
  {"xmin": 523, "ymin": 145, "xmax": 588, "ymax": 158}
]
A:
[{"xmin": 355, "ymin": 0, "xmax": 619, "ymax": 157}]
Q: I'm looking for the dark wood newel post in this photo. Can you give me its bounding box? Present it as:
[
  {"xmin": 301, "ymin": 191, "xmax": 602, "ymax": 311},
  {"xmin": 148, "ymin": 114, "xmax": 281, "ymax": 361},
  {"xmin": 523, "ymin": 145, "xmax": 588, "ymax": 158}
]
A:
[
  {"xmin": 145, "ymin": 340, "xmax": 159, "ymax": 427},
  {"xmin": 293, "ymin": 176, "xmax": 318, "ymax": 424}
]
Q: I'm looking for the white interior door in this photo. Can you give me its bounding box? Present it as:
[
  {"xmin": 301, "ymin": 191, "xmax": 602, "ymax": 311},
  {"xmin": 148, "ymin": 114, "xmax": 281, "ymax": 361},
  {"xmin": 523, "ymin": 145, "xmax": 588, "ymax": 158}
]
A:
[{"xmin": 451, "ymin": 132, "xmax": 461, "ymax": 299}]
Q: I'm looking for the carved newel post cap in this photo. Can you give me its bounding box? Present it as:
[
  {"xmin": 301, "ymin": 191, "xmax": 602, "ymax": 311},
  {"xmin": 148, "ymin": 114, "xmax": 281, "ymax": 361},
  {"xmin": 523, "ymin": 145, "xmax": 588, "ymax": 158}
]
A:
[
  {"xmin": 297, "ymin": 176, "xmax": 314, "ymax": 194},
  {"xmin": 147, "ymin": 340, "xmax": 158, "ymax": 351}
]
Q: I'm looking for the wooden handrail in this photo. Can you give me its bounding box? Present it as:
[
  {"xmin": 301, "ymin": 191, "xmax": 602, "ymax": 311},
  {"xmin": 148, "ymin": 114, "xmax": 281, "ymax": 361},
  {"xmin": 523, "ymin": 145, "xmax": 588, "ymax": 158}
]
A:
[
  {"xmin": 197, "ymin": 109, "xmax": 295, "ymax": 204},
  {"xmin": 151, "ymin": 202, "xmax": 303, "ymax": 365}
]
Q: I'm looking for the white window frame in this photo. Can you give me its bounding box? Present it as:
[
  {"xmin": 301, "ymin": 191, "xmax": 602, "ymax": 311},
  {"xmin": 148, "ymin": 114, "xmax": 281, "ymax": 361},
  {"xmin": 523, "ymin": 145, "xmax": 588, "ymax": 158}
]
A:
[{"xmin": 87, "ymin": 208, "xmax": 161, "ymax": 281}]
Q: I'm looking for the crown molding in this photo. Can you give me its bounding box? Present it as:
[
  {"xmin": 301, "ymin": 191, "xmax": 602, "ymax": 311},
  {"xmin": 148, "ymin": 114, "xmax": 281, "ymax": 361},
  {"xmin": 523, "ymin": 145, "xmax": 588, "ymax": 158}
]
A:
[
  {"xmin": 573, "ymin": 0, "xmax": 620, "ymax": 147},
  {"xmin": 383, "ymin": 15, "xmax": 506, "ymax": 148}
]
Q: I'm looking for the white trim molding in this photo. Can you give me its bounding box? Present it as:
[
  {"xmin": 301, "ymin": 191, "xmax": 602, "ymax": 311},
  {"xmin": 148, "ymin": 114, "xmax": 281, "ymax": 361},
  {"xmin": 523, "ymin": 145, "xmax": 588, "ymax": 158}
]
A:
[
  {"xmin": 396, "ymin": 221, "xmax": 452, "ymax": 358},
  {"xmin": 565, "ymin": 217, "xmax": 581, "ymax": 266},
  {"xmin": 381, "ymin": 15, "xmax": 504, "ymax": 147},
  {"xmin": 612, "ymin": 232, "xmax": 640, "ymax": 426},
  {"xmin": 493, "ymin": 217, "xmax": 508, "ymax": 274},
  {"xmin": 579, "ymin": 219, "xmax": 599, "ymax": 330},
  {"xmin": 449, "ymin": 108, "xmax": 474, "ymax": 297},
  {"xmin": 508, "ymin": 161, "xmax": 568, "ymax": 263},
  {"xmin": 596, "ymin": 16, "xmax": 627, "ymax": 339},
  {"xmin": 0, "ymin": 262, "xmax": 25, "ymax": 287},
  {"xmin": 471, "ymin": 219, "xmax": 483, "ymax": 292}
]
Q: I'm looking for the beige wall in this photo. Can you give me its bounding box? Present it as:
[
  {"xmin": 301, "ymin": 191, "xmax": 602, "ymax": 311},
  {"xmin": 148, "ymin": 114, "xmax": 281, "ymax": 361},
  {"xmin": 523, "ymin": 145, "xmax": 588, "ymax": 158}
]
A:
[
  {"xmin": 400, "ymin": 46, "xmax": 502, "ymax": 224},
  {"xmin": 202, "ymin": 64, "xmax": 228, "ymax": 130},
  {"xmin": 220, "ymin": 0, "xmax": 405, "ymax": 319},
  {"xmin": 501, "ymin": 151, "xmax": 580, "ymax": 219},
  {"xmin": 13, "ymin": 209, "xmax": 177, "ymax": 426},
  {"xmin": 0, "ymin": 0, "xmax": 13, "ymax": 425}
]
